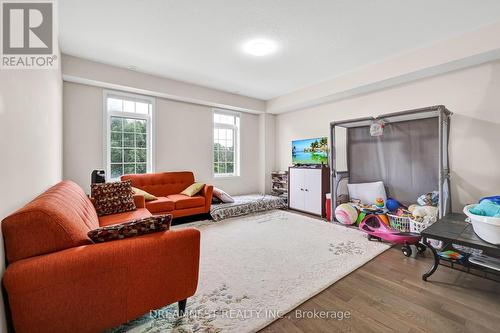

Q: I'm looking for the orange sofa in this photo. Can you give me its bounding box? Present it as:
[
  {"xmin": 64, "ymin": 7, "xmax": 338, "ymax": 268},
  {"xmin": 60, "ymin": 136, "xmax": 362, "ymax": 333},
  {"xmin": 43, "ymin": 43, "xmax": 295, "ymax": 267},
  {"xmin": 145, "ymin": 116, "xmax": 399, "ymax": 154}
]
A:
[
  {"xmin": 121, "ymin": 171, "xmax": 213, "ymax": 218},
  {"xmin": 1, "ymin": 180, "xmax": 200, "ymax": 333}
]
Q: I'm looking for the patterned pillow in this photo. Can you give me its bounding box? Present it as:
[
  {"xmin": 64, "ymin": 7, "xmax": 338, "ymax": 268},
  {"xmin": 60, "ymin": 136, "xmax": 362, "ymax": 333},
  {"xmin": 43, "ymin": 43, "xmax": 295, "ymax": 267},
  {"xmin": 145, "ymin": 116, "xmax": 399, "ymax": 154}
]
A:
[
  {"xmin": 91, "ymin": 180, "xmax": 136, "ymax": 216},
  {"xmin": 88, "ymin": 215, "xmax": 172, "ymax": 243}
]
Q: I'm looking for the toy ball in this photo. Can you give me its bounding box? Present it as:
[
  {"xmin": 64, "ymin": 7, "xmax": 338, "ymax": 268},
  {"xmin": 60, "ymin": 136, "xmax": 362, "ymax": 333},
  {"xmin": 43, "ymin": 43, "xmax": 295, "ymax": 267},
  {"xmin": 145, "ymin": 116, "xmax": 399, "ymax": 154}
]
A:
[
  {"xmin": 386, "ymin": 198, "xmax": 400, "ymax": 212},
  {"xmin": 335, "ymin": 203, "xmax": 358, "ymax": 225},
  {"xmin": 375, "ymin": 197, "xmax": 385, "ymax": 208}
]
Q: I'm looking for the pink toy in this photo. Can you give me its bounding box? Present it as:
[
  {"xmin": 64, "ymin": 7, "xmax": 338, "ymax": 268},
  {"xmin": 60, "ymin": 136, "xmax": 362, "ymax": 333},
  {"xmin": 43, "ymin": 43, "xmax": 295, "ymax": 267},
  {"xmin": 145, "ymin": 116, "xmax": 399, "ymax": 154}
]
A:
[{"xmin": 359, "ymin": 214, "xmax": 426, "ymax": 257}]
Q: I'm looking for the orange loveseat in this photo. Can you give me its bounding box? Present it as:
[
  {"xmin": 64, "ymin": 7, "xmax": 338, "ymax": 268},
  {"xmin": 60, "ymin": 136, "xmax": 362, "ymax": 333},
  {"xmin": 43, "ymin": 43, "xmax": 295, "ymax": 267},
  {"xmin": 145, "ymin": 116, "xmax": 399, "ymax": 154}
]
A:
[
  {"xmin": 121, "ymin": 171, "xmax": 213, "ymax": 218},
  {"xmin": 1, "ymin": 180, "xmax": 200, "ymax": 333}
]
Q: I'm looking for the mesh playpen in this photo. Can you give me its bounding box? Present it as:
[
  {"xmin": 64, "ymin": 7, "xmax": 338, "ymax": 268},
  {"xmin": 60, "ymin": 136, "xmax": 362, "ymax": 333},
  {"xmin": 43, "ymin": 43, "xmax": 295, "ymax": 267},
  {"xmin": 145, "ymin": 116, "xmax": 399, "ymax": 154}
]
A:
[{"xmin": 329, "ymin": 105, "xmax": 452, "ymax": 222}]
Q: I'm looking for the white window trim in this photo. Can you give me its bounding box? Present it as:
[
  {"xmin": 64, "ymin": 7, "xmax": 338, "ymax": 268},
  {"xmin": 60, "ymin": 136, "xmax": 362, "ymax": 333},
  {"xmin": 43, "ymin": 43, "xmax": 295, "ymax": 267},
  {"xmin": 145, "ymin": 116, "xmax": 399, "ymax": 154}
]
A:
[
  {"xmin": 103, "ymin": 90, "xmax": 156, "ymax": 180},
  {"xmin": 212, "ymin": 109, "xmax": 240, "ymax": 178}
]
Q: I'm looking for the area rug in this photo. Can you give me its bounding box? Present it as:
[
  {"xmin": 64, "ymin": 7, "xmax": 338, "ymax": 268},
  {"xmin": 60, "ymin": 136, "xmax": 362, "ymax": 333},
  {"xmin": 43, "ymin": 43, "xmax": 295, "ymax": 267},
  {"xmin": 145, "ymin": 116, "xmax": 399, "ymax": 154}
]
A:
[{"xmin": 110, "ymin": 210, "xmax": 390, "ymax": 333}]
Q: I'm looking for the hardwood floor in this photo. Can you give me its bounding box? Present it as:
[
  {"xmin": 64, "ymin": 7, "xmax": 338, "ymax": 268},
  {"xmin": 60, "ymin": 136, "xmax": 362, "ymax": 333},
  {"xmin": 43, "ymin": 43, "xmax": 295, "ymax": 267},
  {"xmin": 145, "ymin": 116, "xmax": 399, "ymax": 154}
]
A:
[{"xmin": 260, "ymin": 247, "xmax": 500, "ymax": 333}]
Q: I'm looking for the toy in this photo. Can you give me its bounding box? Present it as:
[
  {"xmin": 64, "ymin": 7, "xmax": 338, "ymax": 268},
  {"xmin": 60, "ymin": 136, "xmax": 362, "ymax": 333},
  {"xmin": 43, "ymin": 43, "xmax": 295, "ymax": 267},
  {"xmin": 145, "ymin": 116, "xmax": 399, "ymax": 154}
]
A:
[
  {"xmin": 335, "ymin": 203, "xmax": 358, "ymax": 225},
  {"xmin": 395, "ymin": 208, "xmax": 410, "ymax": 217},
  {"xmin": 438, "ymin": 250, "xmax": 463, "ymax": 261},
  {"xmin": 412, "ymin": 206, "xmax": 438, "ymax": 218},
  {"xmin": 355, "ymin": 209, "xmax": 368, "ymax": 225},
  {"xmin": 417, "ymin": 191, "xmax": 439, "ymax": 206},
  {"xmin": 408, "ymin": 204, "xmax": 418, "ymax": 213},
  {"xmin": 375, "ymin": 211, "xmax": 390, "ymax": 226},
  {"xmin": 359, "ymin": 214, "xmax": 426, "ymax": 257},
  {"xmin": 386, "ymin": 198, "xmax": 404, "ymax": 212},
  {"xmin": 375, "ymin": 197, "xmax": 384, "ymax": 208}
]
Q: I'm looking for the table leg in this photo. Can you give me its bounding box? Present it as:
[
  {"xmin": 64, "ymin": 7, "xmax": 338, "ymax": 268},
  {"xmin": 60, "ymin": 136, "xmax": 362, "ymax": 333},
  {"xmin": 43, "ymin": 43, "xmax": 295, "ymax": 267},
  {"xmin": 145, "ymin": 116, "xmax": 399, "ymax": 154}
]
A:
[{"xmin": 422, "ymin": 240, "xmax": 439, "ymax": 281}]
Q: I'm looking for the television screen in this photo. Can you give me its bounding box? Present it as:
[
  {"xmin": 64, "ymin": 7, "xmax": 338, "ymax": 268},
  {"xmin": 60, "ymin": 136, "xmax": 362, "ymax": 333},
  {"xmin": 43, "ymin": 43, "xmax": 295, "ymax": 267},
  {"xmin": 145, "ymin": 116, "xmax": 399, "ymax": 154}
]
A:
[{"xmin": 292, "ymin": 137, "xmax": 328, "ymax": 165}]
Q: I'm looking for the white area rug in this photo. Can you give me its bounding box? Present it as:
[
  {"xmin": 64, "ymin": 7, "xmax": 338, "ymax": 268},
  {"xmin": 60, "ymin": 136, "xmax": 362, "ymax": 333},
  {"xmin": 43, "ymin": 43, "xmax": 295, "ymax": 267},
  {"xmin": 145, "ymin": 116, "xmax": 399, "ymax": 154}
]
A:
[{"xmin": 112, "ymin": 210, "xmax": 390, "ymax": 333}]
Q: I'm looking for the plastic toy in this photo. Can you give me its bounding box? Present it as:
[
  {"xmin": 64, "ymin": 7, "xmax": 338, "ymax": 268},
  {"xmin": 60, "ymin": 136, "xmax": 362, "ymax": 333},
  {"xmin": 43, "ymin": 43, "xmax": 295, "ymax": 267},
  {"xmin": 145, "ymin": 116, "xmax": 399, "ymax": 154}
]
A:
[
  {"xmin": 335, "ymin": 203, "xmax": 358, "ymax": 225},
  {"xmin": 386, "ymin": 198, "xmax": 401, "ymax": 212},
  {"xmin": 375, "ymin": 197, "xmax": 384, "ymax": 208},
  {"xmin": 355, "ymin": 209, "xmax": 367, "ymax": 225},
  {"xmin": 417, "ymin": 191, "xmax": 439, "ymax": 206},
  {"xmin": 354, "ymin": 207, "xmax": 380, "ymax": 225},
  {"xmin": 359, "ymin": 214, "xmax": 426, "ymax": 257},
  {"xmin": 375, "ymin": 211, "xmax": 390, "ymax": 226},
  {"xmin": 438, "ymin": 250, "xmax": 463, "ymax": 260}
]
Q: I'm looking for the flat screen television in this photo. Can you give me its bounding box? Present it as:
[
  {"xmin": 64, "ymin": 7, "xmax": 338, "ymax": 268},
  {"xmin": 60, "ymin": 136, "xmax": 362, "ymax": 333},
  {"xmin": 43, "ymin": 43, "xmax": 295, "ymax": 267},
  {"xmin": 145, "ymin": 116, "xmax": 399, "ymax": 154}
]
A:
[{"xmin": 292, "ymin": 137, "xmax": 328, "ymax": 165}]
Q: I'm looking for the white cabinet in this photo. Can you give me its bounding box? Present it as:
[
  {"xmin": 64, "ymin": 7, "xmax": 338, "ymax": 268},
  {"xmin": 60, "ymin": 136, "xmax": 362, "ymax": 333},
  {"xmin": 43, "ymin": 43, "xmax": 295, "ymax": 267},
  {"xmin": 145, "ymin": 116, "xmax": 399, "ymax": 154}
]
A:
[
  {"xmin": 288, "ymin": 167, "xmax": 329, "ymax": 217},
  {"xmin": 289, "ymin": 168, "xmax": 306, "ymax": 211}
]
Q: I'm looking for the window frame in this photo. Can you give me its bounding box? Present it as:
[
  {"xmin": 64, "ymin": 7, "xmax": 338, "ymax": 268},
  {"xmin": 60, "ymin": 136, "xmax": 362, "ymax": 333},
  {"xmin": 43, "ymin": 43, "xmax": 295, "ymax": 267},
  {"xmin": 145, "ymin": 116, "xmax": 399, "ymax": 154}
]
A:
[
  {"xmin": 212, "ymin": 109, "xmax": 240, "ymax": 178},
  {"xmin": 103, "ymin": 90, "xmax": 155, "ymax": 181}
]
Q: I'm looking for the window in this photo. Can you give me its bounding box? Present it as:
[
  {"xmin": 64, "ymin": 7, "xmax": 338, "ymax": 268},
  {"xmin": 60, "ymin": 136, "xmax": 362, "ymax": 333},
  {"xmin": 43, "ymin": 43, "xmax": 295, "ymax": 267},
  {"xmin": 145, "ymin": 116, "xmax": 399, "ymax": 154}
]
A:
[
  {"xmin": 213, "ymin": 110, "xmax": 240, "ymax": 177},
  {"xmin": 104, "ymin": 91, "xmax": 154, "ymax": 180}
]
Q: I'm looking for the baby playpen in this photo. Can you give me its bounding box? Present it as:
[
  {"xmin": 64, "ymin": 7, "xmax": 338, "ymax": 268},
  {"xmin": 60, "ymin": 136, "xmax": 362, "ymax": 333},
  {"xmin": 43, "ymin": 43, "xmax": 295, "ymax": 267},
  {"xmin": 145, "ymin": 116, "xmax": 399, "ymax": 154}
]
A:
[{"xmin": 329, "ymin": 105, "xmax": 452, "ymax": 221}]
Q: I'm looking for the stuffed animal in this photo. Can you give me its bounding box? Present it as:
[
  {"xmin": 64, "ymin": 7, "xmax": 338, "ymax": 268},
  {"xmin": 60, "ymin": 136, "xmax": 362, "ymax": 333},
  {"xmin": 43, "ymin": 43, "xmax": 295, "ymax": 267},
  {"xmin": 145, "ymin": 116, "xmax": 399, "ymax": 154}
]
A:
[
  {"xmin": 412, "ymin": 206, "xmax": 438, "ymax": 218},
  {"xmin": 411, "ymin": 205, "xmax": 438, "ymax": 225}
]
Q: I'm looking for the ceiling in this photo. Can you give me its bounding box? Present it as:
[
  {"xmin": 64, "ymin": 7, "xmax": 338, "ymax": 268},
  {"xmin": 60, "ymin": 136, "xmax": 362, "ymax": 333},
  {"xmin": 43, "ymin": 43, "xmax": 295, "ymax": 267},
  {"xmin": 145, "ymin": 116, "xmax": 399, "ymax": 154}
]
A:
[{"xmin": 59, "ymin": 0, "xmax": 500, "ymax": 100}]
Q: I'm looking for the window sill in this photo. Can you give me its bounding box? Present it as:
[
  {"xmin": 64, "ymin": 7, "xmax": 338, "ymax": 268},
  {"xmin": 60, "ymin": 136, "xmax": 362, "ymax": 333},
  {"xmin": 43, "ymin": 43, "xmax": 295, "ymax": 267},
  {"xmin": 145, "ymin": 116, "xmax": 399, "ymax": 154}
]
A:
[{"xmin": 213, "ymin": 174, "xmax": 240, "ymax": 180}]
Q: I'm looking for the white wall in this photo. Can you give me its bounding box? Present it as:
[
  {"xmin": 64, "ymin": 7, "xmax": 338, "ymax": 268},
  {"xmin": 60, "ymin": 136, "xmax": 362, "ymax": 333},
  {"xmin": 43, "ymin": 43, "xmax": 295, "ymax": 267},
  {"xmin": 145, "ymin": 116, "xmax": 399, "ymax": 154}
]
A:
[
  {"xmin": 275, "ymin": 60, "xmax": 500, "ymax": 212},
  {"xmin": 268, "ymin": 21, "xmax": 500, "ymax": 113},
  {"xmin": 0, "ymin": 64, "xmax": 62, "ymax": 331},
  {"xmin": 63, "ymin": 55, "xmax": 266, "ymax": 113},
  {"xmin": 258, "ymin": 114, "xmax": 276, "ymax": 194},
  {"xmin": 63, "ymin": 82, "xmax": 262, "ymax": 195}
]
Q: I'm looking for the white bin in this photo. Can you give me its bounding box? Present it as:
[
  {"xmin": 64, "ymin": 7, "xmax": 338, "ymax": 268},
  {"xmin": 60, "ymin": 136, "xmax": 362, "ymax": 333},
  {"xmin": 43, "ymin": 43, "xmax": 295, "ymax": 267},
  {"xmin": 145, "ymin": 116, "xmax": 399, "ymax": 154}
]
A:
[{"xmin": 463, "ymin": 204, "xmax": 500, "ymax": 245}]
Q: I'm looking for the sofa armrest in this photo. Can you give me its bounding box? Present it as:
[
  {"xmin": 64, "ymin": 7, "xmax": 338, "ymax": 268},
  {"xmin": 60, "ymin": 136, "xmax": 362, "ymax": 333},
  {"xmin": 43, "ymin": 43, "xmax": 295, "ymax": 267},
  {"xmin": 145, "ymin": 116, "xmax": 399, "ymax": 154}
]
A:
[
  {"xmin": 133, "ymin": 194, "xmax": 146, "ymax": 208},
  {"xmin": 201, "ymin": 185, "xmax": 213, "ymax": 213},
  {"xmin": 3, "ymin": 228, "xmax": 200, "ymax": 333}
]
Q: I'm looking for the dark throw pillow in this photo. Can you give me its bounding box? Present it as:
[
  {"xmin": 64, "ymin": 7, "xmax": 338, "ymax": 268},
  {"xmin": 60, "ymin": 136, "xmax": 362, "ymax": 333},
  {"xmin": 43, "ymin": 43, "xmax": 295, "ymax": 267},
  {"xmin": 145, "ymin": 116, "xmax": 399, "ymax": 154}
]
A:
[
  {"xmin": 91, "ymin": 180, "xmax": 136, "ymax": 216},
  {"xmin": 88, "ymin": 215, "xmax": 172, "ymax": 243}
]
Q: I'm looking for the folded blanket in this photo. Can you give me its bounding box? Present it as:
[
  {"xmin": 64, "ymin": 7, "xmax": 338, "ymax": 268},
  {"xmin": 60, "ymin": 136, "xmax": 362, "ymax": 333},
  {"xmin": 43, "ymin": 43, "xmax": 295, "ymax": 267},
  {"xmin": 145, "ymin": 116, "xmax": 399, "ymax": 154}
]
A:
[{"xmin": 469, "ymin": 199, "xmax": 500, "ymax": 217}]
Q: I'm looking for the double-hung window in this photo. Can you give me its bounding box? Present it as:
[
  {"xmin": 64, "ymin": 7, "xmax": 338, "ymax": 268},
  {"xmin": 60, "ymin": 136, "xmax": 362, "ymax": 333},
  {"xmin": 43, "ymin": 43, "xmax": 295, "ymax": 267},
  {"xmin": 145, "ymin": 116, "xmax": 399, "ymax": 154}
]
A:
[
  {"xmin": 213, "ymin": 110, "xmax": 240, "ymax": 177},
  {"xmin": 104, "ymin": 91, "xmax": 154, "ymax": 180}
]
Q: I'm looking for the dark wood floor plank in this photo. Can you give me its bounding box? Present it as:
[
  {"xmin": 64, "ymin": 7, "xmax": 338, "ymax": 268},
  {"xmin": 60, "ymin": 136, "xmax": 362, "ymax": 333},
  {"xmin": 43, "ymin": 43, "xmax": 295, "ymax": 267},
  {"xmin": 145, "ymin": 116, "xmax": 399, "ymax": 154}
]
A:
[{"xmin": 261, "ymin": 247, "xmax": 500, "ymax": 333}]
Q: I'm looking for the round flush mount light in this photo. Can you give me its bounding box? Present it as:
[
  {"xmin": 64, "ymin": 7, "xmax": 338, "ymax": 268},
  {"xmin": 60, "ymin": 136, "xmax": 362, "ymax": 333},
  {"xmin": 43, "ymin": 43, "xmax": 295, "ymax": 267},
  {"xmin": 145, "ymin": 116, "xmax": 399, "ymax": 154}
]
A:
[{"xmin": 242, "ymin": 38, "xmax": 278, "ymax": 57}]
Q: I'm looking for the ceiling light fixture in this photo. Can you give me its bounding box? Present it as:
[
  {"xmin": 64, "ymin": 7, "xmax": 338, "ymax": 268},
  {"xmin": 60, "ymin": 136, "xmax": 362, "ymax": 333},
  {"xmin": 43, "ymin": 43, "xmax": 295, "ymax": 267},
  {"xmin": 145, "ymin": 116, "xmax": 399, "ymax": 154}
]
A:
[{"xmin": 242, "ymin": 38, "xmax": 278, "ymax": 57}]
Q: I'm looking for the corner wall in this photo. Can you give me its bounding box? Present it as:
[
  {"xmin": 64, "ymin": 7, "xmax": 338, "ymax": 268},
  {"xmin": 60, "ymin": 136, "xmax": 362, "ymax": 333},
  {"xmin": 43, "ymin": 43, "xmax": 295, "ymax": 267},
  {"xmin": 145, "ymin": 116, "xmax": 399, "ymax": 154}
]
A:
[
  {"xmin": 0, "ymin": 62, "xmax": 63, "ymax": 331},
  {"xmin": 275, "ymin": 60, "xmax": 500, "ymax": 211}
]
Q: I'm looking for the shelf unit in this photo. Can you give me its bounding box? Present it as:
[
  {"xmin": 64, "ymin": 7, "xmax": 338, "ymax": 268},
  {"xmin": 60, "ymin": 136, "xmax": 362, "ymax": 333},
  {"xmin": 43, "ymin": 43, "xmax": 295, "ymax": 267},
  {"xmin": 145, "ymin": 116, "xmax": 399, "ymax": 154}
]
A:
[{"xmin": 271, "ymin": 171, "xmax": 288, "ymax": 200}]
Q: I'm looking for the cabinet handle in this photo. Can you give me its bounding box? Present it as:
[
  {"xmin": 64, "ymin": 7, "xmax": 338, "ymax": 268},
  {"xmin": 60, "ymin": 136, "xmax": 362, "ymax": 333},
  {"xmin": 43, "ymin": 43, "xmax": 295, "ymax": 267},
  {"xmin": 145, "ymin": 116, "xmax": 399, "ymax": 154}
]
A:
[
  {"xmin": 300, "ymin": 188, "xmax": 304, "ymax": 191},
  {"xmin": 305, "ymin": 189, "xmax": 309, "ymax": 192}
]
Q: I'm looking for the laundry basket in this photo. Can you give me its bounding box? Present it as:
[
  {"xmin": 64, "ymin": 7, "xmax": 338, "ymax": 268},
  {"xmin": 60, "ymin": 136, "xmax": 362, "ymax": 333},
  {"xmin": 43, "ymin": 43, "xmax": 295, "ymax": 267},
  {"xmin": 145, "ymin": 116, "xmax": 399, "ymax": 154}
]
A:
[
  {"xmin": 410, "ymin": 217, "xmax": 436, "ymax": 233},
  {"xmin": 387, "ymin": 214, "xmax": 411, "ymax": 232}
]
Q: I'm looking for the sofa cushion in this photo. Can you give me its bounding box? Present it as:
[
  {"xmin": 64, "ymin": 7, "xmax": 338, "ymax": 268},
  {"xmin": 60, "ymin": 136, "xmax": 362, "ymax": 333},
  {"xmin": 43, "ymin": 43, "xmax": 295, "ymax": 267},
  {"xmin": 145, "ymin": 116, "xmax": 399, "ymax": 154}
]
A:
[
  {"xmin": 145, "ymin": 197, "xmax": 175, "ymax": 213},
  {"xmin": 1, "ymin": 181, "xmax": 99, "ymax": 263},
  {"xmin": 91, "ymin": 181, "xmax": 136, "ymax": 216},
  {"xmin": 132, "ymin": 187, "xmax": 158, "ymax": 201},
  {"xmin": 167, "ymin": 194, "xmax": 205, "ymax": 210},
  {"xmin": 88, "ymin": 215, "xmax": 172, "ymax": 243},
  {"xmin": 122, "ymin": 172, "xmax": 195, "ymax": 197},
  {"xmin": 181, "ymin": 182, "xmax": 205, "ymax": 197},
  {"xmin": 99, "ymin": 208, "xmax": 152, "ymax": 227}
]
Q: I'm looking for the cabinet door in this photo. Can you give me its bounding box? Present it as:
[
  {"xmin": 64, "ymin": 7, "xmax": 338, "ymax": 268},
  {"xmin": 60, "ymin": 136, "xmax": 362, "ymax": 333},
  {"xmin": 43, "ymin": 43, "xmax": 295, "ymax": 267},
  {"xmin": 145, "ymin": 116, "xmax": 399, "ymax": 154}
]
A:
[
  {"xmin": 304, "ymin": 169, "xmax": 322, "ymax": 215},
  {"xmin": 289, "ymin": 168, "xmax": 305, "ymax": 210}
]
